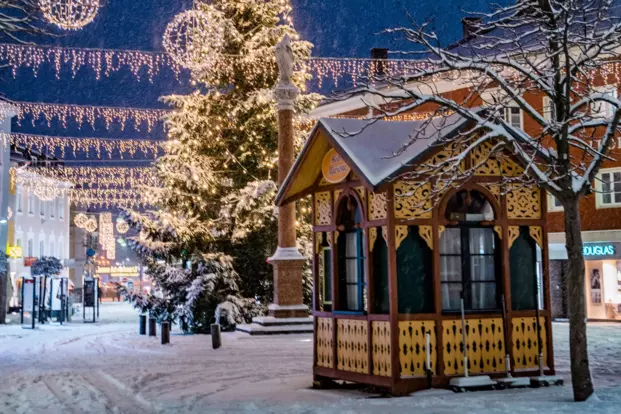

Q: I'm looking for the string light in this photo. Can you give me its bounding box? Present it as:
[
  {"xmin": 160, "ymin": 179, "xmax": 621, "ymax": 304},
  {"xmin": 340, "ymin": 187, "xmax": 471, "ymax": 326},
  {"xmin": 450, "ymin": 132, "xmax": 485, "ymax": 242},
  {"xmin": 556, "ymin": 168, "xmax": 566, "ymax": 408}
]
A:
[
  {"xmin": 84, "ymin": 217, "xmax": 98, "ymax": 233},
  {"xmin": 163, "ymin": 9, "xmax": 227, "ymax": 72},
  {"xmin": 74, "ymin": 213, "xmax": 89, "ymax": 228},
  {"xmin": 32, "ymin": 166, "xmax": 160, "ymax": 189},
  {"xmin": 116, "ymin": 220, "xmax": 129, "ymax": 234},
  {"xmin": 38, "ymin": 0, "xmax": 101, "ymax": 31},
  {"xmin": 0, "ymin": 43, "xmax": 182, "ymax": 81},
  {"xmin": 99, "ymin": 212, "xmax": 115, "ymax": 260},
  {"xmin": 8, "ymin": 100, "xmax": 167, "ymax": 132},
  {"xmin": 15, "ymin": 169, "xmax": 68, "ymax": 201},
  {"xmin": 69, "ymin": 188, "xmax": 148, "ymax": 209},
  {"xmin": 2, "ymin": 132, "xmax": 165, "ymax": 159}
]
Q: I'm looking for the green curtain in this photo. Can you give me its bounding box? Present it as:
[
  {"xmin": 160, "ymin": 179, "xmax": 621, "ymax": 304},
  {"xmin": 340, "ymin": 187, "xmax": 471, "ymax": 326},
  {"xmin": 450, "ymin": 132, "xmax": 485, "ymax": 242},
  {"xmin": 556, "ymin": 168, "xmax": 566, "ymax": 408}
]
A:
[
  {"xmin": 510, "ymin": 227, "xmax": 537, "ymax": 310},
  {"xmin": 373, "ymin": 230, "xmax": 390, "ymax": 314},
  {"xmin": 397, "ymin": 227, "xmax": 434, "ymax": 314}
]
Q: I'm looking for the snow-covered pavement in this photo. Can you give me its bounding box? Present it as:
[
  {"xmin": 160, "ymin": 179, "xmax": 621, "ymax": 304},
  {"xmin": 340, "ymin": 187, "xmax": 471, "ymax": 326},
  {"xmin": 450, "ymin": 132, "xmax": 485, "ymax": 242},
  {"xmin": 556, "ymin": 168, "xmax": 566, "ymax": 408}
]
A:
[{"xmin": 0, "ymin": 302, "xmax": 620, "ymax": 413}]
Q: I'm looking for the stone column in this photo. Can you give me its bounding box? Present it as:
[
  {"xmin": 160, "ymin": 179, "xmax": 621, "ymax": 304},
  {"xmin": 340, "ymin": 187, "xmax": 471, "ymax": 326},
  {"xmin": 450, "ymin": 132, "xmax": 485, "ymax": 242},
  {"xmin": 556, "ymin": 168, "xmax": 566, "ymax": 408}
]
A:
[{"xmin": 267, "ymin": 36, "xmax": 308, "ymax": 319}]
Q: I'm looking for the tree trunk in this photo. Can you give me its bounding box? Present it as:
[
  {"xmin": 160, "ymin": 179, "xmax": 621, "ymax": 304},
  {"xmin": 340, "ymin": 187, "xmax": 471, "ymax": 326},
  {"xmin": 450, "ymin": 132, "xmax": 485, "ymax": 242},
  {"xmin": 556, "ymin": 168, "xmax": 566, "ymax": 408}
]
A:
[
  {"xmin": 0, "ymin": 273, "xmax": 6, "ymax": 324},
  {"xmin": 563, "ymin": 198, "xmax": 594, "ymax": 401}
]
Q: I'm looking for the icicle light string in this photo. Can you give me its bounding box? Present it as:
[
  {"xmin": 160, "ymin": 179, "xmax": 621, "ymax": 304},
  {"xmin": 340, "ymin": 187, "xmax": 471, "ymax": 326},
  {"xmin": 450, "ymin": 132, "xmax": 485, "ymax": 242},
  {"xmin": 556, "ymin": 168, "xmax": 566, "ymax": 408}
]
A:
[
  {"xmin": 2, "ymin": 132, "xmax": 165, "ymax": 159},
  {"xmin": 69, "ymin": 188, "xmax": 149, "ymax": 209},
  {"xmin": 8, "ymin": 100, "xmax": 168, "ymax": 132},
  {"xmin": 30, "ymin": 166, "xmax": 160, "ymax": 189}
]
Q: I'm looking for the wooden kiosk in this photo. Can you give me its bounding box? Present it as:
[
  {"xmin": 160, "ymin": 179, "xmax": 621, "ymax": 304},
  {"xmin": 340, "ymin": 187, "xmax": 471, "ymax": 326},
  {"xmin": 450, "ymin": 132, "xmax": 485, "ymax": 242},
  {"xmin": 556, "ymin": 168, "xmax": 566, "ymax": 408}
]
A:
[{"xmin": 275, "ymin": 115, "xmax": 555, "ymax": 395}]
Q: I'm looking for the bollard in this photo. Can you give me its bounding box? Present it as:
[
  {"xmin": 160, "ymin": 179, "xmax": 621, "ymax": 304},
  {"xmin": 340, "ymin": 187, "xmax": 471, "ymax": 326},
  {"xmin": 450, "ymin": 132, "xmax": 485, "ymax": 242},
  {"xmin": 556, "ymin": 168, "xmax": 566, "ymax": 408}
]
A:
[
  {"xmin": 139, "ymin": 315, "xmax": 147, "ymax": 335},
  {"xmin": 161, "ymin": 322, "xmax": 170, "ymax": 345},
  {"xmin": 211, "ymin": 323, "xmax": 221, "ymax": 349},
  {"xmin": 148, "ymin": 317, "xmax": 157, "ymax": 337}
]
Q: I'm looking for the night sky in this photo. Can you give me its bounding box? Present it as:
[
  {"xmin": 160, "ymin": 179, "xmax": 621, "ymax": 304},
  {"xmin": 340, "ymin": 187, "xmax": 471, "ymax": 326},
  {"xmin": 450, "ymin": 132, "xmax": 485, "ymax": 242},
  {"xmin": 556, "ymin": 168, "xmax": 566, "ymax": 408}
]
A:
[{"xmin": 0, "ymin": 0, "xmax": 501, "ymax": 146}]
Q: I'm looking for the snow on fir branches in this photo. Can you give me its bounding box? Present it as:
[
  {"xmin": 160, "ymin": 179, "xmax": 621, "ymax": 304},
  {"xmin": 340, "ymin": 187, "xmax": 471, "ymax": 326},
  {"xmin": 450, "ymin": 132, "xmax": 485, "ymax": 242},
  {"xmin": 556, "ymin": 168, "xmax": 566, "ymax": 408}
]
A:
[
  {"xmin": 335, "ymin": 0, "xmax": 621, "ymax": 402},
  {"xmin": 124, "ymin": 0, "xmax": 318, "ymax": 332}
]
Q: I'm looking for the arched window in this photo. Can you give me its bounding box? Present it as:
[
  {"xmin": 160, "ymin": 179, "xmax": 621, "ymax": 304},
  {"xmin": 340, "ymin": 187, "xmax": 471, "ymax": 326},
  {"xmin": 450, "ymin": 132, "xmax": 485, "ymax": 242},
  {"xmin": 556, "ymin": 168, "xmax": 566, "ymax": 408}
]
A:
[
  {"xmin": 440, "ymin": 189, "xmax": 499, "ymax": 311},
  {"xmin": 336, "ymin": 195, "xmax": 366, "ymax": 312}
]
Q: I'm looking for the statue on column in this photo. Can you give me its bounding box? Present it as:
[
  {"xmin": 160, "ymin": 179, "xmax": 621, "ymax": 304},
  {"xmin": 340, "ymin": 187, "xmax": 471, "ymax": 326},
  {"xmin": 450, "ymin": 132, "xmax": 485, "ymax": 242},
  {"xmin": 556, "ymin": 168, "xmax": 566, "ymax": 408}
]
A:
[{"xmin": 275, "ymin": 34, "xmax": 295, "ymax": 86}]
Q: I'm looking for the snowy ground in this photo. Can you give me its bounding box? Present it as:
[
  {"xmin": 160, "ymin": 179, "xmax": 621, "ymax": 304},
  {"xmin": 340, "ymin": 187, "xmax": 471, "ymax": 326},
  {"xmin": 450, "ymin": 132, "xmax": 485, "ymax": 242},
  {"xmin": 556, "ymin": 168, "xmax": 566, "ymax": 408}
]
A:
[{"xmin": 0, "ymin": 303, "xmax": 620, "ymax": 413}]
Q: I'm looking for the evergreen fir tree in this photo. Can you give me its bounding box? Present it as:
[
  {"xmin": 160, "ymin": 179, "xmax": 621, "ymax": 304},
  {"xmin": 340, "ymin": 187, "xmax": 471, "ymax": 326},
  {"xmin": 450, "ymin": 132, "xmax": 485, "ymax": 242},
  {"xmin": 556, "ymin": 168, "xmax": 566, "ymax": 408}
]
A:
[{"xmin": 125, "ymin": 0, "xmax": 318, "ymax": 331}]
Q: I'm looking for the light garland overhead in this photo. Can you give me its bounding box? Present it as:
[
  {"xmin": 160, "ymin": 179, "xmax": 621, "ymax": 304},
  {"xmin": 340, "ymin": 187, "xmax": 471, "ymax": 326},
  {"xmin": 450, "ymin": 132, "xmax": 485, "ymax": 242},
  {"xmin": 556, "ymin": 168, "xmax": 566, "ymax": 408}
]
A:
[
  {"xmin": 69, "ymin": 188, "xmax": 148, "ymax": 209},
  {"xmin": 2, "ymin": 132, "xmax": 165, "ymax": 159},
  {"xmin": 116, "ymin": 220, "xmax": 129, "ymax": 234},
  {"xmin": 10, "ymin": 100, "xmax": 168, "ymax": 131},
  {"xmin": 84, "ymin": 217, "xmax": 98, "ymax": 233},
  {"xmin": 16, "ymin": 169, "xmax": 69, "ymax": 201},
  {"xmin": 74, "ymin": 212, "xmax": 89, "ymax": 228},
  {"xmin": 32, "ymin": 166, "xmax": 160, "ymax": 189},
  {"xmin": 163, "ymin": 9, "xmax": 227, "ymax": 72},
  {"xmin": 38, "ymin": 0, "xmax": 101, "ymax": 31},
  {"xmin": 0, "ymin": 43, "xmax": 182, "ymax": 81},
  {"xmin": 99, "ymin": 212, "xmax": 115, "ymax": 260}
]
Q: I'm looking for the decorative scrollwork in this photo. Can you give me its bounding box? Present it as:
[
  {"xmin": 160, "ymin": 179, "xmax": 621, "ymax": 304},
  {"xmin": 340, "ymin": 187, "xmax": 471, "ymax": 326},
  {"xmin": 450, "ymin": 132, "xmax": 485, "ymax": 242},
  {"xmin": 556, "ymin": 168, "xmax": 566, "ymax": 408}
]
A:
[
  {"xmin": 354, "ymin": 186, "xmax": 366, "ymax": 203},
  {"xmin": 327, "ymin": 231, "xmax": 333, "ymax": 247},
  {"xmin": 372, "ymin": 321, "xmax": 391, "ymax": 377},
  {"xmin": 396, "ymin": 226, "xmax": 409, "ymax": 250},
  {"xmin": 369, "ymin": 227, "xmax": 378, "ymax": 252},
  {"xmin": 481, "ymin": 183, "xmax": 501, "ymax": 204},
  {"xmin": 419, "ymin": 225, "xmax": 433, "ymax": 250},
  {"xmin": 508, "ymin": 226, "xmax": 520, "ymax": 248},
  {"xmin": 494, "ymin": 226, "xmax": 503, "ymax": 240},
  {"xmin": 506, "ymin": 185, "xmax": 541, "ymax": 219},
  {"xmin": 471, "ymin": 142, "xmax": 501, "ymax": 176},
  {"xmin": 316, "ymin": 317, "xmax": 334, "ymax": 368},
  {"xmin": 382, "ymin": 226, "xmax": 388, "ymax": 243},
  {"xmin": 501, "ymin": 158, "xmax": 524, "ymax": 177},
  {"xmin": 438, "ymin": 225, "xmax": 446, "ymax": 237},
  {"xmin": 337, "ymin": 319, "xmax": 369, "ymax": 374},
  {"xmin": 393, "ymin": 181, "xmax": 432, "ymax": 219},
  {"xmin": 529, "ymin": 226, "xmax": 544, "ymax": 249},
  {"xmin": 315, "ymin": 191, "xmax": 332, "ymax": 225},
  {"xmin": 334, "ymin": 189, "xmax": 343, "ymax": 209},
  {"xmin": 368, "ymin": 192, "xmax": 387, "ymax": 220}
]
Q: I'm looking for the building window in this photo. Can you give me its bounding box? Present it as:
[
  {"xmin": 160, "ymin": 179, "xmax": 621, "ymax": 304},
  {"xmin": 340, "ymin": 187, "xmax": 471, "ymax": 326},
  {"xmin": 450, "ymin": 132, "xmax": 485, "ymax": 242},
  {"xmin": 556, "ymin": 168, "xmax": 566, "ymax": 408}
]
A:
[
  {"xmin": 548, "ymin": 194, "xmax": 563, "ymax": 212},
  {"xmin": 39, "ymin": 200, "xmax": 45, "ymax": 217},
  {"xmin": 49, "ymin": 242, "xmax": 54, "ymax": 258},
  {"xmin": 596, "ymin": 168, "xmax": 621, "ymax": 208},
  {"xmin": 440, "ymin": 190, "xmax": 499, "ymax": 311},
  {"xmin": 50, "ymin": 200, "xmax": 55, "ymax": 219},
  {"xmin": 59, "ymin": 199, "xmax": 65, "ymax": 219},
  {"xmin": 591, "ymin": 86, "xmax": 618, "ymax": 119},
  {"xmin": 16, "ymin": 238, "xmax": 22, "ymax": 248},
  {"xmin": 501, "ymin": 106, "xmax": 523, "ymax": 129},
  {"xmin": 543, "ymin": 96, "xmax": 555, "ymax": 121},
  {"xmin": 39, "ymin": 240, "xmax": 44, "ymax": 257},
  {"xmin": 28, "ymin": 194, "xmax": 34, "ymax": 215},
  {"xmin": 16, "ymin": 188, "xmax": 23, "ymax": 213},
  {"xmin": 336, "ymin": 196, "xmax": 366, "ymax": 313}
]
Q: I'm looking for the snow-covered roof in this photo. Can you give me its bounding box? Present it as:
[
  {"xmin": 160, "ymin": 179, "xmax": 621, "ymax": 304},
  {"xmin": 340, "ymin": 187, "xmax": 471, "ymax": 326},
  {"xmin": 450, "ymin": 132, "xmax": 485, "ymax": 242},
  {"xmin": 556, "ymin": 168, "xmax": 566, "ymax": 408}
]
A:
[{"xmin": 276, "ymin": 112, "xmax": 472, "ymax": 205}]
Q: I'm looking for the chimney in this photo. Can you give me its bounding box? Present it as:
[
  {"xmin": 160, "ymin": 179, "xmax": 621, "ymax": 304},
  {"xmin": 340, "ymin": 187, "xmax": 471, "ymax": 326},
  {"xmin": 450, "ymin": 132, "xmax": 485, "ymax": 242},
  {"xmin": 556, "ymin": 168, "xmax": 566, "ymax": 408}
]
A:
[
  {"xmin": 461, "ymin": 17, "xmax": 481, "ymax": 39},
  {"xmin": 370, "ymin": 48, "xmax": 389, "ymax": 77}
]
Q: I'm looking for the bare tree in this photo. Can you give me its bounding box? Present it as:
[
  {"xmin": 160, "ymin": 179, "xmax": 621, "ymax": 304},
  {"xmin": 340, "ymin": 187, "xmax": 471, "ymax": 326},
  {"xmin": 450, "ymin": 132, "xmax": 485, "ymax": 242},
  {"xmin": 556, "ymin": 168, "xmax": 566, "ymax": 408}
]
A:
[
  {"xmin": 0, "ymin": 0, "xmax": 49, "ymax": 42},
  {"xmin": 336, "ymin": 0, "xmax": 621, "ymax": 402}
]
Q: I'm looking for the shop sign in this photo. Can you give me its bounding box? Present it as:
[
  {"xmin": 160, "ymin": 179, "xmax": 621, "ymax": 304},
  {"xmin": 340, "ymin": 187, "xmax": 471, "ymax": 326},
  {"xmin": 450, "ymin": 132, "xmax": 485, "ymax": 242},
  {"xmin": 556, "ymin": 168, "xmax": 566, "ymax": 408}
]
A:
[
  {"xmin": 8, "ymin": 246, "xmax": 22, "ymax": 258},
  {"xmin": 322, "ymin": 149, "xmax": 351, "ymax": 183},
  {"xmin": 95, "ymin": 266, "xmax": 139, "ymax": 277},
  {"xmin": 583, "ymin": 244, "xmax": 616, "ymax": 257},
  {"xmin": 24, "ymin": 257, "xmax": 37, "ymax": 267}
]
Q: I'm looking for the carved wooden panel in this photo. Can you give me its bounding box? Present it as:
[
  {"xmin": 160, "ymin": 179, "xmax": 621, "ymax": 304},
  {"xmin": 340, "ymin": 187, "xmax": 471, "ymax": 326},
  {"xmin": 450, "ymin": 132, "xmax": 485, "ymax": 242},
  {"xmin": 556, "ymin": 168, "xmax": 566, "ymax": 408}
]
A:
[
  {"xmin": 315, "ymin": 232, "xmax": 323, "ymax": 254},
  {"xmin": 368, "ymin": 192, "xmax": 387, "ymax": 220},
  {"xmin": 501, "ymin": 158, "xmax": 524, "ymax": 177},
  {"xmin": 508, "ymin": 226, "xmax": 520, "ymax": 248},
  {"xmin": 393, "ymin": 181, "xmax": 432, "ymax": 219},
  {"xmin": 369, "ymin": 227, "xmax": 378, "ymax": 252},
  {"xmin": 315, "ymin": 192, "xmax": 332, "ymax": 225},
  {"xmin": 396, "ymin": 225, "xmax": 408, "ymax": 250},
  {"xmin": 494, "ymin": 226, "xmax": 503, "ymax": 240},
  {"xmin": 512, "ymin": 317, "xmax": 546, "ymax": 370},
  {"xmin": 354, "ymin": 186, "xmax": 366, "ymax": 203},
  {"xmin": 382, "ymin": 225, "xmax": 388, "ymax": 243},
  {"xmin": 399, "ymin": 321, "xmax": 437, "ymax": 377},
  {"xmin": 334, "ymin": 189, "xmax": 343, "ymax": 209},
  {"xmin": 529, "ymin": 226, "xmax": 544, "ymax": 249},
  {"xmin": 319, "ymin": 177, "xmax": 330, "ymax": 186},
  {"xmin": 471, "ymin": 142, "xmax": 501, "ymax": 176},
  {"xmin": 506, "ymin": 185, "xmax": 541, "ymax": 219},
  {"xmin": 442, "ymin": 318, "xmax": 505, "ymax": 376},
  {"xmin": 316, "ymin": 317, "xmax": 334, "ymax": 368},
  {"xmin": 372, "ymin": 321, "xmax": 391, "ymax": 377},
  {"xmin": 419, "ymin": 225, "xmax": 433, "ymax": 250},
  {"xmin": 481, "ymin": 183, "xmax": 501, "ymax": 204},
  {"xmin": 337, "ymin": 319, "xmax": 369, "ymax": 374}
]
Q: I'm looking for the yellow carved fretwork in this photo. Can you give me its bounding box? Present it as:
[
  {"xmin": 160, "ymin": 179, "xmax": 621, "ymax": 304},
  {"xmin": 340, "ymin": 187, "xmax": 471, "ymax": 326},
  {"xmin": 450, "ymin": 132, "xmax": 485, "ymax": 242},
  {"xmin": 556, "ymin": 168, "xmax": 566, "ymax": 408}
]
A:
[
  {"xmin": 494, "ymin": 226, "xmax": 502, "ymax": 240},
  {"xmin": 508, "ymin": 226, "xmax": 520, "ymax": 248},
  {"xmin": 369, "ymin": 227, "xmax": 378, "ymax": 252},
  {"xmin": 368, "ymin": 192, "xmax": 387, "ymax": 220},
  {"xmin": 438, "ymin": 225, "xmax": 446, "ymax": 237},
  {"xmin": 354, "ymin": 186, "xmax": 366, "ymax": 203},
  {"xmin": 315, "ymin": 191, "xmax": 332, "ymax": 225},
  {"xmin": 381, "ymin": 226, "xmax": 388, "ymax": 243},
  {"xmin": 396, "ymin": 225, "xmax": 408, "ymax": 249},
  {"xmin": 471, "ymin": 142, "xmax": 501, "ymax": 176},
  {"xmin": 529, "ymin": 226, "xmax": 544, "ymax": 249},
  {"xmin": 393, "ymin": 181, "xmax": 432, "ymax": 219},
  {"xmin": 327, "ymin": 231, "xmax": 333, "ymax": 247},
  {"xmin": 506, "ymin": 185, "xmax": 541, "ymax": 219},
  {"xmin": 334, "ymin": 189, "xmax": 343, "ymax": 209},
  {"xmin": 419, "ymin": 225, "xmax": 433, "ymax": 250}
]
